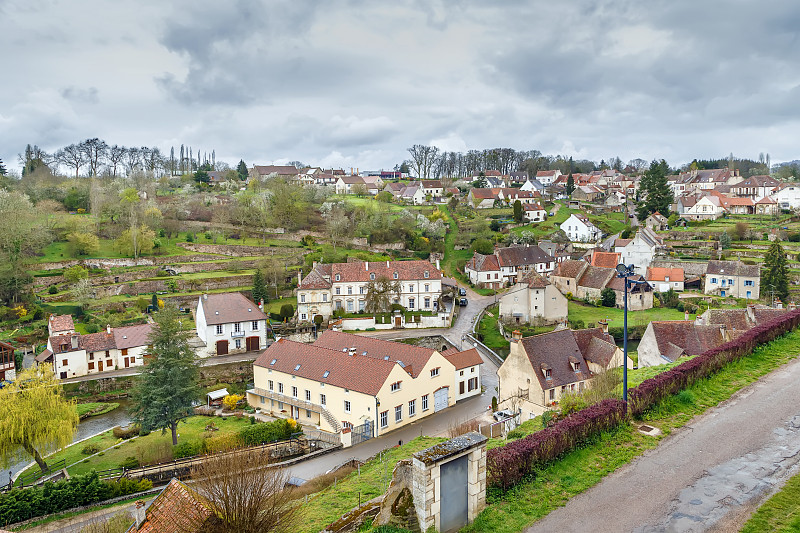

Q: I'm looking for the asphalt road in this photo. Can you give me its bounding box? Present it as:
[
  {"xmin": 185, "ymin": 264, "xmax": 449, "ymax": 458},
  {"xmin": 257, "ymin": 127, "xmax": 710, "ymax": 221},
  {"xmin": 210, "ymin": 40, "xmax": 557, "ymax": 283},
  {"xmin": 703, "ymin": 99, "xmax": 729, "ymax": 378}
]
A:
[{"xmin": 526, "ymin": 355, "xmax": 800, "ymax": 533}]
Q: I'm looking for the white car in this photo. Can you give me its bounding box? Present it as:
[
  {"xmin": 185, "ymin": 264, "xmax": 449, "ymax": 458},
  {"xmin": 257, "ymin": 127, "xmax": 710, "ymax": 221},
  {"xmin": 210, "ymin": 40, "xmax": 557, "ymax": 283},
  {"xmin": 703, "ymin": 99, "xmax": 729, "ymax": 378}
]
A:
[{"xmin": 492, "ymin": 409, "xmax": 513, "ymax": 422}]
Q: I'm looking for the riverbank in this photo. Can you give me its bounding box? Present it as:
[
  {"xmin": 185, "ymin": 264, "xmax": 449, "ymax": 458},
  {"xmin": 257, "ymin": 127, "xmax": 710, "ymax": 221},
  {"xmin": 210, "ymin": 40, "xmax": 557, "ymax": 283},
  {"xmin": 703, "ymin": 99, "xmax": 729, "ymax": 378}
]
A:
[{"xmin": 76, "ymin": 402, "xmax": 120, "ymax": 420}]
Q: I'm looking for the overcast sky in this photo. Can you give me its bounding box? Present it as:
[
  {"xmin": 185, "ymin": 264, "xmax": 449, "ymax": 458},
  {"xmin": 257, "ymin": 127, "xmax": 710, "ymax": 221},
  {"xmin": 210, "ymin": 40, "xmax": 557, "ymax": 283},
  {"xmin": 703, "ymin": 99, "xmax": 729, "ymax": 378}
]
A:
[{"xmin": 2, "ymin": 0, "xmax": 800, "ymax": 174}]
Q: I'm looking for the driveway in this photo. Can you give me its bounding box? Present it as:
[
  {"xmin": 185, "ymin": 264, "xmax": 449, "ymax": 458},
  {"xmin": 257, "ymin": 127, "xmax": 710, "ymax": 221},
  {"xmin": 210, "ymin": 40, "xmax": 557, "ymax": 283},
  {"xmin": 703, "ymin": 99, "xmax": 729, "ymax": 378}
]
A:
[{"xmin": 526, "ymin": 355, "xmax": 800, "ymax": 533}]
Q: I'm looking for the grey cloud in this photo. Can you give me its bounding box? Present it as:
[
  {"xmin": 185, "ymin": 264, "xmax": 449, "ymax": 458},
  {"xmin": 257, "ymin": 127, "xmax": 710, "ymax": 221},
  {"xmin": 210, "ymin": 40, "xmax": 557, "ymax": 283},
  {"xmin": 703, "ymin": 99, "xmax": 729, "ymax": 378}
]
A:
[{"xmin": 59, "ymin": 86, "xmax": 99, "ymax": 104}]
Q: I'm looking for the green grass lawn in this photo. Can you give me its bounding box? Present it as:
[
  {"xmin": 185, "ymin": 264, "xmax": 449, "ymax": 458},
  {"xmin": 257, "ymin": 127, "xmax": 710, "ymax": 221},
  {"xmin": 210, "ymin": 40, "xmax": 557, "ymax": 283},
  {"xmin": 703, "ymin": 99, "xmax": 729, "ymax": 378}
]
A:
[
  {"xmin": 298, "ymin": 436, "xmax": 446, "ymax": 533},
  {"xmin": 741, "ymin": 470, "xmax": 800, "ymax": 532},
  {"xmin": 477, "ymin": 305, "xmax": 509, "ymax": 358},
  {"xmin": 75, "ymin": 402, "xmax": 120, "ymax": 418},
  {"xmin": 16, "ymin": 415, "xmax": 253, "ymax": 482},
  {"xmin": 568, "ymin": 301, "xmax": 693, "ymax": 329},
  {"xmin": 462, "ymin": 327, "xmax": 800, "ymax": 533}
]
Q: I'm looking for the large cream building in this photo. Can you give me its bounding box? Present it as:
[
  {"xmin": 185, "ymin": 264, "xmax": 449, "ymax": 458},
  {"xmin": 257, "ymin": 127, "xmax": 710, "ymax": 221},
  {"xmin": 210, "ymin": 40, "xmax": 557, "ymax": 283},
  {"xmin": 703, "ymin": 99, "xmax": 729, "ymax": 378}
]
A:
[
  {"xmin": 247, "ymin": 331, "xmax": 481, "ymax": 443},
  {"xmin": 296, "ymin": 260, "xmax": 443, "ymax": 322}
]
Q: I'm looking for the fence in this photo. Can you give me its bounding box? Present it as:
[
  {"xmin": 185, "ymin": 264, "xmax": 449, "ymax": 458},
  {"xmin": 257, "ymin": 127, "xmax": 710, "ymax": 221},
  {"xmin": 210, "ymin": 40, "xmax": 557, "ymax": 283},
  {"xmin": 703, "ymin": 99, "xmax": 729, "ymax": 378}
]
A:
[{"xmin": 10, "ymin": 459, "xmax": 67, "ymax": 490}]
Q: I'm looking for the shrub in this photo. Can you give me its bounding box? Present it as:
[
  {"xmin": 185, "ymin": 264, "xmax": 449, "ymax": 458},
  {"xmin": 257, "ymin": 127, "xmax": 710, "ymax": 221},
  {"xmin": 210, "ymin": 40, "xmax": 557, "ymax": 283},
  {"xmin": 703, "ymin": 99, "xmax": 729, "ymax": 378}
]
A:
[
  {"xmin": 112, "ymin": 425, "xmax": 140, "ymax": 440},
  {"xmin": 487, "ymin": 399, "xmax": 627, "ymax": 490},
  {"xmin": 105, "ymin": 477, "xmax": 152, "ymax": 499},
  {"xmin": 559, "ymin": 393, "xmax": 589, "ymax": 417},
  {"xmin": 600, "ymin": 287, "xmax": 616, "ymax": 307},
  {"xmin": 0, "ymin": 472, "xmax": 111, "ymax": 525},
  {"xmin": 119, "ymin": 456, "xmax": 140, "ymax": 469},
  {"xmin": 48, "ymin": 285, "xmax": 58, "ymax": 294},
  {"xmin": 238, "ymin": 418, "xmax": 297, "ymax": 447},
  {"xmin": 85, "ymin": 324, "xmax": 99, "ymax": 334},
  {"xmin": 173, "ymin": 440, "xmax": 206, "ymax": 459},
  {"xmin": 222, "ymin": 394, "xmax": 244, "ymax": 411},
  {"xmin": 81, "ymin": 443, "xmax": 101, "ymax": 455},
  {"xmin": 185, "ymin": 232, "xmax": 194, "ymax": 242}
]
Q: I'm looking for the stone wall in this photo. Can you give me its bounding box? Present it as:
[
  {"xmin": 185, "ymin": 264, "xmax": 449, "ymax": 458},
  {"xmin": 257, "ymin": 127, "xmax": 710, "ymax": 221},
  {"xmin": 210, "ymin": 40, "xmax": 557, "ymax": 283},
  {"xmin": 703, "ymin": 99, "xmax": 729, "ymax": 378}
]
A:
[
  {"xmin": 178, "ymin": 242, "xmax": 304, "ymax": 257},
  {"xmin": 35, "ymin": 254, "xmax": 222, "ymax": 271}
]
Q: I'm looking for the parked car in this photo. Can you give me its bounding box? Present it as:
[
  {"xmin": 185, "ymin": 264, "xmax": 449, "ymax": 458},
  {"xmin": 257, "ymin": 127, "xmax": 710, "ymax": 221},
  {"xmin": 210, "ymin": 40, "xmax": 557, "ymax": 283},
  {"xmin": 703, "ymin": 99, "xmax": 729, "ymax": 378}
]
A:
[
  {"xmin": 459, "ymin": 298, "xmax": 468, "ymax": 307},
  {"xmin": 548, "ymin": 212, "xmax": 554, "ymax": 216},
  {"xmin": 493, "ymin": 409, "xmax": 513, "ymax": 422},
  {"xmin": 459, "ymin": 287, "xmax": 467, "ymax": 296}
]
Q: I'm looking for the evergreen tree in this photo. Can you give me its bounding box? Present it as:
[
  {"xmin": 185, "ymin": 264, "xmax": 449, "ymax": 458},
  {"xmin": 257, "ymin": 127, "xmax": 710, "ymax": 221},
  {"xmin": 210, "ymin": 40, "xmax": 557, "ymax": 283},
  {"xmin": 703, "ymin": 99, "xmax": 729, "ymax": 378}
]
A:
[
  {"xmin": 566, "ymin": 173, "xmax": 575, "ymax": 196},
  {"xmin": 513, "ymin": 200, "xmax": 524, "ymax": 223},
  {"xmin": 763, "ymin": 242, "xmax": 790, "ymax": 302},
  {"xmin": 193, "ymin": 162, "xmax": 212, "ymax": 184},
  {"xmin": 0, "ymin": 158, "xmax": 6, "ymax": 175},
  {"xmin": 131, "ymin": 305, "xmax": 200, "ymax": 445},
  {"xmin": 237, "ymin": 160, "xmax": 248, "ymax": 181},
  {"xmin": 719, "ymin": 231, "xmax": 731, "ymax": 250},
  {"xmin": 151, "ymin": 293, "xmax": 158, "ymax": 310},
  {"xmin": 252, "ymin": 269, "xmax": 266, "ymax": 305},
  {"xmin": 636, "ymin": 159, "xmax": 672, "ymax": 220}
]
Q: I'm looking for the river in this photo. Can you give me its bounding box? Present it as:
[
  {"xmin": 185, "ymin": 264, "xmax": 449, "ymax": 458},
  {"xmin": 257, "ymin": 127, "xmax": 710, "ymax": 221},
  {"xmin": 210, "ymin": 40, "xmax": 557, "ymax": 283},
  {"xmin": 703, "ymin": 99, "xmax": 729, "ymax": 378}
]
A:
[{"xmin": 1, "ymin": 400, "xmax": 132, "ymax": 487}]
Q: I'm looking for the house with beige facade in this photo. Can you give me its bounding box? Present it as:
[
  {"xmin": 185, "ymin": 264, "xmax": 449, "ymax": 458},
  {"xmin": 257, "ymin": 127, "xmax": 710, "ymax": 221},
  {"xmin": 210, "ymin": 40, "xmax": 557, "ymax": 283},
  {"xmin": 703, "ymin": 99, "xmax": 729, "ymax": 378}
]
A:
[
  {"xmin": 550, "ymin": 260, "xmax": 653, "ymax": 310},
  {"xmin": 296, "ymin": 260, "xmax": 443, "ymax": 322},
  {"xmin": 246, "ymin": 331, "xmax": 476, "ymax": 444},
  {"xmin": 465, "ymin": 245, "xmax": 556, "ymax": 290},
  {"xmin": 195, "ymin": 293, "xmax": 268, "ymax": 356},
  {"xmin": 497, "ymin": 328, "xmax": 628, "ymax": 420},
  {"xmin": 498, "ymin": 271, "xmax": 568, "ymax": 325},
  {"xmin": 703, "ymin": 260, "xmax": 760, "ymax": 299},
  {"xmin": 36, "ymin": 323, "xmax": 154, "ymax": 380}
]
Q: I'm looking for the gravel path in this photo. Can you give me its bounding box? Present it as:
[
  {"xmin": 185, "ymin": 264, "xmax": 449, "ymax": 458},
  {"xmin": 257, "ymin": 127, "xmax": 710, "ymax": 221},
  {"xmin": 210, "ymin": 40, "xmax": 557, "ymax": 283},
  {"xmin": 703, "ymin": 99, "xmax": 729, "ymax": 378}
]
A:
[{"xmin": 526, "ymin": 354, "xmax": 800, "ymax": 533}]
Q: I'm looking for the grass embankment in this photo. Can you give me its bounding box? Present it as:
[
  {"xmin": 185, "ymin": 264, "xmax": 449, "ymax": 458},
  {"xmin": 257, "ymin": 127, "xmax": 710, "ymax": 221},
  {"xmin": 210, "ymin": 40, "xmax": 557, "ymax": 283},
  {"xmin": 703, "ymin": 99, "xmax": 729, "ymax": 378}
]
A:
[
  {"xmin": 75, "ymin": 402, "xmax": 120, "ymax": 419},
  {"xmin": 298, "ymin": 436, "xmax": 446, "ymax": 533},
  {"xmin": 741, "ymin": 470, "xmax": 800, "ymax": 532},
  {"xmin": 567, "ymin": 301, "xmax": 692, "ymax": 328},
  {"xmin": 440, "ymin": 205, "xmax": 495, "ymax": 296},
  {"xmin": 461, "ymin": 327, "xmax": 800, "ymax": 533},
  {"xmin": 16, "ymin": 415, "xmax": 252, "ymax": 483}
]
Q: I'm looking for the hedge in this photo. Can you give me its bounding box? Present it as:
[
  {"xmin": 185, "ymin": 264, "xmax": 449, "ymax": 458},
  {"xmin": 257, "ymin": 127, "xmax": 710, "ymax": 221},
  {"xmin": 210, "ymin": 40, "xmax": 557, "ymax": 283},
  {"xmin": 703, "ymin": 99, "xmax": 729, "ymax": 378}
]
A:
[
  {"xmin": 0, "ymin": 472, "xmax": 151, "ymax": 526},
  {"xmin": 238, "ymin": 418, "xmax": 297, "ymax": 447},
  {"xmin": 486, "ymin": 308, "xmax": 800, "ymax": 490}
]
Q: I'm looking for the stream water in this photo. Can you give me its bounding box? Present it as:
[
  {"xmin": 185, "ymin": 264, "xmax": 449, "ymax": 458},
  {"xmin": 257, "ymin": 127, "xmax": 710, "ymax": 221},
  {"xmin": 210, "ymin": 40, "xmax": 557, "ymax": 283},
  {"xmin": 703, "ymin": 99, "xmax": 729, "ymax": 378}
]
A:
[{"xmin": 1, "ymin": 400, "xmax": 133, "ymax": 487}]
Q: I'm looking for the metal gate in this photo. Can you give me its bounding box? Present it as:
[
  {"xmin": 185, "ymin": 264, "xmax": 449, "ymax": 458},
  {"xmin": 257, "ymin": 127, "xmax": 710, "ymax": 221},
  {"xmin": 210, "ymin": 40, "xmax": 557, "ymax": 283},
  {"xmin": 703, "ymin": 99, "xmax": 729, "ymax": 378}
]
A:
[
  {"xmin": 434, "ymin": 387, "xmax": 449, "ymax": 412},
  {"xmin": 440, "ymin": 454, "xmax": 468, "ymax": 533},
  {"xmin": 352, "ymin": 419, "xmax": 373, "ymax": 446}
]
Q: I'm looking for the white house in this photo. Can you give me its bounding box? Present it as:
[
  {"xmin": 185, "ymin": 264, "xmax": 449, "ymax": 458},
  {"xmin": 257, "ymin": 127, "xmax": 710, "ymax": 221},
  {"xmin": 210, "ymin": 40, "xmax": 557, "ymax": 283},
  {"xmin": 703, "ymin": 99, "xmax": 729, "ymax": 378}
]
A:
[
  {"xmin": 772, "ymin": 183, "xmax": 800, "ymax": 210},
  {"xmin": 335, "ymin": 176, "xmax": 367, "ymax": 195},
  {"xmin": 398, "ymin": 186, "xmax": 426, "ymax": 205},
  {"xmin": 560, "ymin": 213, "xmax": 601, "ymax": 243},
  {"xmin": 195, "ymin": 293, "xmax": 269, "ymax": 356},
  {"xmin": 520, "ymin": 179, "xmax": 545, "ymax": 193},
  {"xmin": 684, "ymin": 195, "xmax": 725, "ymax": 220},
  {"xmin": 444, "ymin": 348, "xmax": 484, "ymax": 402},
  {"xmin": 421, "ymin": 180, "xmax": 444, "ymax": 197},
  {"xmin": 465, "ymin": 245, "xmax": 556, "ymax": 289},
  {"xmin": 646, "ymin": 267, "xmax": 685, "ymax": 292},
  {"xmin": 523, "ymin": 203, "xmax": 547, "ymax": 222},
  {"xmin": 703, "ymin": 260, "xmax": 760, "ymax": 299},
  {"xmin": 614, "ymin": 227, "xmax": 664, "ymax": 276},
  {"xmin": 536, "ymin": 170, "xmax": 562, "ymax": 186}
]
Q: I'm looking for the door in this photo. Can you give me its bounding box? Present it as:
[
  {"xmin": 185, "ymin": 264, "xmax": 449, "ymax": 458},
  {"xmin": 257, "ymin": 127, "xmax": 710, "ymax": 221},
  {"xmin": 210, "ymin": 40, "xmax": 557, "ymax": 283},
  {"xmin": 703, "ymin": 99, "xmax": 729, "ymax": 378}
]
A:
[
  {"xmin": 721, "ymin": 290, "xmax": 726, "ymax": 297},
  {"xmin": 98, "ymin": 360, "xmax": 103, "ymax": 372},
  {"xmin": 440, "ymin": 454, "xmax": 469, "ymax": 533},
  {"xmin": 124, "ymin": 357, "xmax": 130, "ymax": 368},
  {"xmin": 394, "ymin": 316, "xmax": 402, "ymax": 327},
  {"xmin": 434, "ymin": 387, "xmax": 449, "ymax": 412},
  {"xmin": 459, "ymin": 381, "xmax": 465, "ymax": 395},
  {"xmin": 246, "ymin": 336, "xmax": 259, "ymax": 351},
  {"xmin": 747, "ymin": 291, "xmax": 752, "ymax": 299},
  {"xmin": 216, "ymin": 340, "xmax": 229, "ymax": 355}
]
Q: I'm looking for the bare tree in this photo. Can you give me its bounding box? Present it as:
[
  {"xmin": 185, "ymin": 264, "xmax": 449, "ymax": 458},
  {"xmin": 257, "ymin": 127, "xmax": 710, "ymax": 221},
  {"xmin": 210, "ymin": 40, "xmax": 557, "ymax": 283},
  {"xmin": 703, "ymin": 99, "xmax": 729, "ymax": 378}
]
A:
[
  {"xmin": 364, "ymin": 276, "xmax": 401, "ymax": 313},
  {"xmin": 186, "ymin": 449, "xmax": 300, "ymax": 533},
  {"xmin": 407, "ymin": 144, "xmax": 440, "ymax": 180},
  {"xmin": 80, "ymin": 138, "xmax": 108, "ymax": 177},
  {"xmin": 107, "ymin": 145, "xmax": 126, "ymax": 178},
  {"xmin": 123, "ymin": 147, "xmax": 141, "ymax": 176},
  {"xmin": 57, "ymin": 143, "xmax": 87, "ymax": 178}
]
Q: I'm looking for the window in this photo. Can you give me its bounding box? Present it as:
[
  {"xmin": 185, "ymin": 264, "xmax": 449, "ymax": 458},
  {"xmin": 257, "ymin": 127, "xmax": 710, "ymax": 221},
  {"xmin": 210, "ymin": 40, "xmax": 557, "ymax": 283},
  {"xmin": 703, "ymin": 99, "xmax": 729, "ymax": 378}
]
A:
[
  {"xmin": 471, "ymin": 367, "xmax": 475, "ymax": 373},
  {"xmin": 728, "ymin": 278, "xmax": 734, "ymax": 285},
  {"xmin": 252, "ymin": 321, "xmax": 259, "ymax": 330},
  {"xmin": 305, "ymin": 390, "xmax": 311, "ymax": 401},
  {"xmin": 278, "ymin": 383, "xmax": 284, "ymax": 394},
  {"xmin": 424, "ymin": 297, "xmax": 431, "ymax": 308},
  {"xmin": 370, "ymin": 273, "xmax": 375, "ymax": 280},
  {"xmin": 278, "ymin": 401, "xmax": 283, "ymax": 410},
  {"xmin": 380, "ymin": 410, "xmax": 388, "ymax": 428},
  {"xmin": 121, "ymin": 348, "xmax": 128, "ymax": 356},
  {"xmin": 745, "ymin": 280, "xmax": 754, "ymax": 286},
  {"xmin": 268, "ymin": 380, "xmax": 274, "ymax": 391},
  {"xmin": 348, "ymin": 286, "xmax": 353, "ymax": 295},
  {"xmin": 335, "ymin": 287, "xmax": 341, "ymax": 295},
  {"xmin": 424, "ymin": 271, "xmax": 429, "ymax": 278},
  {"xmin": 408, "ymin": 298, "xmax": 415, "ymax": 309},
  {"xmin": 549, "ymin": 389, "xmax": 555, "ymax": 400},
  {"xmin": 424, "ymin": 284, "xmax": 429, "ymax": 292},
  {"xmin": 235, "ymin": 339, "xmax": 241, "ymax": 349},
  {"xmin": 544, "ymin": 369, "xmax": 552, "ymax": 379},
  {"xmin": 409, "ymin": 399, "xmax": 417, "ymax": 416},
  {"xmin": 344, "ymin": 400, "xmax": 351, "ymax": 413},
  {"xmin": 393, "ymin": 272, "xmax": 399, "ymax": 279},
  {"xmin": 105, "ymin": 350, "xmax": 110, "ymax": 357},
  {"xmin": 358, "ymin": 300, "xmax": 365, "ymax": 311},
  {"xmin": 320, "ymin": 394, "xmax": 326, "ymax": 406},
  {"xmin": 306, "ymin": 409, "xmax": 311, "ymax": 418},
  {"xmin": 300, "ymin": 293, "xmax": 306, "ymax": 303},
  {"xmin": 291, "ymin": 386, "xmax": 297, "ymax": 398},
  {"xmin": 216, "ymin": 325, "xmax": 223, "ymax": 334},
  {"xmin": 711, "ymin": 277, "xmax": 718, "ymax": 284},
  {"xmin": 346, "ymin": 300, "xmax": 354, "ymax": 312},
  {"xmin": 88, "ymin": 362, "xmax": 95, "ymax": 370},
  {"xmin": 234, "ymin": 322, "xmax": 241, "ymax": 333},
  {"xmin": 459, "ymin": 370, "xmax": 464, "ymax": 376},
  {"xmin": 395, "ymin": 405, "xmax": 402, "ymax": 422},
  {"xmin": 390, "ymin": 381, "xmax": 402, "ymax": 392},
  {"xmin": 301, "ymin": 313, "xmax": 307, "ymax": 320},
  {"xmin": 360, "ymin": 286, "xmax": 365, "ymax": 294},
  {"xmin": 422, "ymin": 394, "xmax": 429, "ymax": 411},
  {"xmin": 335, "ymin": 274, "xmax": 341, "ymax": 281},
  {"xmin": 323, "ymin": 293, "xmax": 328, "ymax": 302},
  {"xmin": 430, "ymin": 367, "xmax": 440, "ymax": 377},
  {"xmin": 89, "ymin": 353, "xmax": 94, "ymax": 360},
  {"xmin": 468, "ymin": 377, "xmax": 478, "ymax": 391},
  {"xmin": 62, "ymin": 359, "xmax": 68, "ymax": 367}
]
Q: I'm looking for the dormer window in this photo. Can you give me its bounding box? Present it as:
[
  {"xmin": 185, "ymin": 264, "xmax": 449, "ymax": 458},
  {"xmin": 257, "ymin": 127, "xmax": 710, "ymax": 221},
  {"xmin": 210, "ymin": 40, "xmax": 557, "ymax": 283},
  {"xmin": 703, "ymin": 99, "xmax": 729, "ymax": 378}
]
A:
[
  {"xmin": 393, "ymin": 272, "xmax": 399, "ymax": 279},
  {"xmin": 572, "ymin": 362, "xmax": 580, "ymax": 372},
  {"xmin": 335, "ymin": 274, "xmax": 341, "ymax": 281},
  {"xmin": 544, "ymin": 369, "xmax": 552, "ymax": 379},
  {"xmin": 424, "ymin": 271, "xmax": 429, "ymax": 278},
  {"xmin": 370, "ymin": 273, "xmax": 375, "ymax": 280}
]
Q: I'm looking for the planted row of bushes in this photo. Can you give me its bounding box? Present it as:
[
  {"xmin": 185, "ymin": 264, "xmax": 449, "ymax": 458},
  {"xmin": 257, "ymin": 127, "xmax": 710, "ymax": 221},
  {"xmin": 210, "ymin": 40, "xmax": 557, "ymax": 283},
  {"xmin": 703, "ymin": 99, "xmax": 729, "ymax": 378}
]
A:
[
  {"xmin": 172, "ymin": 418, "xmax": 299, "ymax": 459},
  {"xmin": 0, "ymin": 472, "xmax": 152, "ymax": 526},
  {"xmin": 487, "ymin": 308, "xmax": 800, "ymax": 490}
]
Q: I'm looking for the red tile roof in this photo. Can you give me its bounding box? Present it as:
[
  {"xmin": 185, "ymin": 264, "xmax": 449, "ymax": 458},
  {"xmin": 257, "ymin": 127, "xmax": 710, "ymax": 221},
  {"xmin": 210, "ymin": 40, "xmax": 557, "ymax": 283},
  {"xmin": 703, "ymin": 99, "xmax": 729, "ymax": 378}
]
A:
[
  {"xmin": 646, "ymin": 267, "xmax": 685, "ymax": 283},
  {"xmin": 578, "ymin": 265, "xmax": 615, "ymax": 289},
  {"xmin": 518, "ymin": 271, "xmax": 549, "ymax": 288},
  {"xmin": 552, "ymin": 259, "xmax": 588, "ymax": 279},
  {"xmin": 79, "ymin": 332, "xmax": 116, "ymax": 353},
  {"xmin": 199, "ymin": 293, "xmax": 267, "ymax": 326},
  {"xmin": 495, "ymin": 245, "xmax": 554, "ymax": 267},
  {"xmin": 253, "ymin": 165, "xmax": 299, "ymax": 176},
  {"xmin": 133, "ymin": 478, "xmax": 213, "ymax": 532},
  {"xmin": 313, "ymin": 330, "xmax": 435, "ymax": 379},
  {"xmin": 298, "ymin": 268, "xmax": 332, "ymax": 290},
  {"xmin": 590, "ymin": 251, "xmax": 621, "ymax": 269},
  {"xmin": 254, "ymin": 337, "xmax": 397, "ymax": 395},
  {"xmin": 470, "ymin": 188, "xmax": 497, "ymax": 200},
  {"xmin": 444, "ymin": 348, "xmax": 483, "ymax": 370},
  {"xmin": 466, "ymin": 253, "xmax": 501, "ymax": 273},
  {"xmin": 49, "ymin": 314, "xmax": 75, "ymax": 334},
  {"xmin": 330, "ymin": 260, "xmax": 441, "ymax": 284}
]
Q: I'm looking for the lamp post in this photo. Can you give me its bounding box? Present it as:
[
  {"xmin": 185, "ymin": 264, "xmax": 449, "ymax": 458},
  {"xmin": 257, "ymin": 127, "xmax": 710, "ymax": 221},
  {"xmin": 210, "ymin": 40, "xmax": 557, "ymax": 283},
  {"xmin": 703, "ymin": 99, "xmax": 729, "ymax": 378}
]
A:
[{"xmin": 615, "ymin": 263, "xmax": 648, "ymax": 403}]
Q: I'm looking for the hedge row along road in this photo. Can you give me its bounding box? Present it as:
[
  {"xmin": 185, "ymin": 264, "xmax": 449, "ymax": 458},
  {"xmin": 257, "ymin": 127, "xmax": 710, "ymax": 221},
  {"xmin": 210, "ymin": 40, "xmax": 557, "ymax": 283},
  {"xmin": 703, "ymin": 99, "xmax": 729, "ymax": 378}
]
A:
[{"xmin": 525, "ymin": 349, "xmax": 800, "ymax": 532}]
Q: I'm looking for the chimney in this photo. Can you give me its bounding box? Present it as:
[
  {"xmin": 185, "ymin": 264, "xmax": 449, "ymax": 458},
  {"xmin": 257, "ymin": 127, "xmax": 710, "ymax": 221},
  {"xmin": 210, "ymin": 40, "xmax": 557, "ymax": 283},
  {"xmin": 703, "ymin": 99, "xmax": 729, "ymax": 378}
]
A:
[
  {"xmin": 259, "ymin": 298, "xmax": 264, "ymax": 310},
  {"xmin": 685, "ymin": 310, "xmax": 689, "ymax": 321},
  {"xmin": 71, "ymin": 335, "xmax": 79, "ymax": 350},
  {"xmin": 365, "ymin": 261, "xmax": 369, "ymax": 271},
  {"xmin": 386, "ymin": 260, "xmax": 390, "ymax": 268},
  {"xmin": 298, "ymin": 270, "xmax": 302, "ymax": 285},
  {"xmin": 436, "ymin": 259, "xmax": 440, "ymax": 270},
  {"xmin": 106, "ymin": 324, "xmax": 111, "ymax": 335},
  {"xmin": 133, "ymin": 500, "xmax": 147, "ymax": 527},
  {"xmin": 597, "ymin": 319, "xmax": 609, "ymax": 334},
  {"xmin": 511, "ymin": 330, "xmax": 522, "ymax": 342}
]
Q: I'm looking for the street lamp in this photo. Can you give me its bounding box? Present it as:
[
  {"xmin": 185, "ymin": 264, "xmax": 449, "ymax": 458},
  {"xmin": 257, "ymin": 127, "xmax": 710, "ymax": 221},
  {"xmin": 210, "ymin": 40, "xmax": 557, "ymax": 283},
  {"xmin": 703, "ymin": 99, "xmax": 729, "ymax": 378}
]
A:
[{"xmin": 615, "ymin": 263, "xmax": 649, "ymax": 403}]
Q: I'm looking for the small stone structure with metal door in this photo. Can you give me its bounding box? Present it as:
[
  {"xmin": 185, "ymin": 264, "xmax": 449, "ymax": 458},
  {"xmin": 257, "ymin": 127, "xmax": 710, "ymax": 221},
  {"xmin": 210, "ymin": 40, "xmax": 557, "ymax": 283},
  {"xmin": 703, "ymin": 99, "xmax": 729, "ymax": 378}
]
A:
[{"xmin": 411, "ymin": 432, "xmax": 487, "ymax": 532}]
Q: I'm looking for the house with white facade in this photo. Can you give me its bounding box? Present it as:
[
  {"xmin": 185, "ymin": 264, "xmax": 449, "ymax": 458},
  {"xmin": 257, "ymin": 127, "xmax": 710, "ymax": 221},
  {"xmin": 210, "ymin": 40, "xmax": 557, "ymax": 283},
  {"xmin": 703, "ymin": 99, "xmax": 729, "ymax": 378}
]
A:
[
  {"xmin": 523, "ymin": 203, "xmax": 547, "ymax": 222},
  {"xmin": 335, "ymin": 175, "xmax": 367, "ymax": 195},
  {"xmin": 614, "ymin": 227, "xmax": 664, "ymax": 276},
  {"xmin": 560, "ymin": 213, "xmax": 601, "ymax": 243},
  {"xmin": 296, "ymin": 260, "xmax": 443, "ymax": 321},
  {"xmin": 535, "ymin": 170, "xmax": 562, "ymax": 186},
  {"xmin": 703, "ymin": 260, "xmax": 760, "ymax": 299},
  {"xmin": 421, "ymin": 180, "xmax": 444, "ymax": 197},
  {"xmin": 772, "ymin": 183, "xmax": 800, "ymax": 210},
  {"xmin": 36, "ymin": 323, "xmax": 154, "ymax": 380},
  {"xmin": 444, "ymin": 348, "xmax": 484, "ymax": 402},
  {"xmin": 646, "ymin": 267, "xmax": 685, "ymax": 292},
  {"xmin": 684, "ymin": 195, "xmax": 725, "ymax": 220},
  {"xmin": 398, "ymin": 186, "xmax": 426, "ymax": 205},
  {"xmin": 498, "ymin": 271, "xmax": 568, "ymax": 325},
  {"xmin": 465, "ymin": 245, "xmax": 556, "ymax": 289},
  {"xmin": 195, "ymin": 293, "xmax": 269, "ymax": 356}
]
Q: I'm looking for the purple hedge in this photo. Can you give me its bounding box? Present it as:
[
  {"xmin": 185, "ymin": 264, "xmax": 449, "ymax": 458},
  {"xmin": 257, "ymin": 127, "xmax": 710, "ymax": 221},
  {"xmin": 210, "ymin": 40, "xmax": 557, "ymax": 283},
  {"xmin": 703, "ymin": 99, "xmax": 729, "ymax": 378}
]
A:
[
  {"xmin": 487, "ymin": 308, "xmax": 800, "ymax": 490},
  {"xmin": 487, "ymin": 399, "xmax": 626, "ymax": 490},
  {"xmin": 628, "ymin": 308, "xmax": 800, "ymax": 417}
]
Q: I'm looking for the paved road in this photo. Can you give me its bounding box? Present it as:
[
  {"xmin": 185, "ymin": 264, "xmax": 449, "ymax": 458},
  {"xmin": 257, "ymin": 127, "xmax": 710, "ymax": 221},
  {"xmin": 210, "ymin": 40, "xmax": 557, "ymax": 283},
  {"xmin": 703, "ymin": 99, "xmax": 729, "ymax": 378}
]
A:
[{"xmin": 526, "ymin": 355, "xmax": 800, "ymax": 533}]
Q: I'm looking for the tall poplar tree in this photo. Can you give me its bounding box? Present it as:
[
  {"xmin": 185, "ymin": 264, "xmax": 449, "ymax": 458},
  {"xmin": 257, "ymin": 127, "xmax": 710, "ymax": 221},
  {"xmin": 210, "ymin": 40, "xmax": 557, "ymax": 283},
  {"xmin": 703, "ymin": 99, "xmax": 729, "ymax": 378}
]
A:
[{"xmin": 131, "ymin": 305, "xmax": 200, "ymax": 445}]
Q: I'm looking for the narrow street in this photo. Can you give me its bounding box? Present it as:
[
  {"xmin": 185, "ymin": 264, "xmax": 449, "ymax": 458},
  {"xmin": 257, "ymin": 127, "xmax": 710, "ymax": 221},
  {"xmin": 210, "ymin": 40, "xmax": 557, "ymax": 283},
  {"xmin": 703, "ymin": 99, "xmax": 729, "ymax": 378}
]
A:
[{"xmin": 525, "ymin": 355, "xmax": 800, "ymax": 533}]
